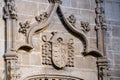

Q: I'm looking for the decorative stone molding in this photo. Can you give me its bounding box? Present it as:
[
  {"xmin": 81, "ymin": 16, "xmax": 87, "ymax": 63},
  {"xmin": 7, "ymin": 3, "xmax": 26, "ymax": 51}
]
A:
[
  {"xmin": 97, "ymin": 57, "xmax": 110, "ymax": 80},
  {"xmin": 57, "ymin": 6, "xmax": 88, "ymax": 53},
  {"xmin": 67, "ymin": 14, "xmax": 76, "ymax": 26},
  {"xmin": 95, "ymin": 0, "xmax": 107, "ymax": 53},
  {"xmin": 24, "ymin": 74, "xmax": 83, "ymax": 80},
  {"xmin": 3, "ymin": 0, "xmax": 18, "ymax": 51},
  {"xmin": 67, "ymin": 39, "xmax": 74, "ymax": 67},
  {"xmin": 19, "ymin": 21, "xmax": 30, "ymax": 36},
  {"xmin": 4, "ymin": 52, "xmax": 20, "ymax": 80},
  {"xmin": 95, "ymin": 0, "xmax": 106, "ymax": 31},
  {"xmin": 3, "ymin": 1, "xmax": 19, "ymax": 80},
  {"xmin": 16, "ymin": 0, "xmax": 104, "ymax": 58},
  {"xmin": 3, "ymin": 0, "xmax": 111, "ymax": 80},
  {"xmin": 3, "ymin": 0, "xmax": 17, "ymax": 19},
  {"xmin": 95, "ymin": 1, "xmax": 109, "ymax": 80},
  {"xmin": 42, "ymin": 35, "xmax": 52, "ymax": 65},
  {"xmin": 81, "ymin": 21, "xmax": 90, "ymax": 33},
  {"xmin": 35, "ymin": 12, "xmax": 48, "ymax": 23},
  {"xmin": 26, "ymin": 1, "xmax": 60, "ymax": 45}
]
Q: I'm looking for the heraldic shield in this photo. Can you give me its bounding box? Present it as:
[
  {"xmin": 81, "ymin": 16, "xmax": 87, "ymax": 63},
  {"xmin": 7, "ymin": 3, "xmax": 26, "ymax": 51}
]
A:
[{"xmin": 52, "ymin": 37, "xmax": 68, "ymax": 69}]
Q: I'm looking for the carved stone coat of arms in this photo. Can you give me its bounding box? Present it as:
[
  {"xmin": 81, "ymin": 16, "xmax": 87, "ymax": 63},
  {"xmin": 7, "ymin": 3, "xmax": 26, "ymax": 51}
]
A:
[{"xmin": 52, "ymin": 37, "xmax": 68, "ymax": 69}]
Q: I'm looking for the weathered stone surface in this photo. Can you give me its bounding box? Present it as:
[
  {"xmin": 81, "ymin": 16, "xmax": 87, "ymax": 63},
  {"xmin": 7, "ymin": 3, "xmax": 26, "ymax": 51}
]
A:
[
  {"xmin": 30, "ymin": 53, "xmax": 42, "ymax": 65},
  {"xmin": 0, "ymin": 0, "xmax": 119, "ymax": 80},
  {"xmin": 39, "ymin": 3, "xmax": 49, "ymax": 12},
  {"xmin": 61, "ymin": 0, "xmax": 71, "ymax": 7},
  {"xmin": 0, "ymin": 58, "xmax": 4, "ymax": 80},
  {"xmin": 75, "ymin": 56, "xmax": 97, "ymax": 69},
  {"xmin": 88, "ymin": 38, "xmax": 97, "ymax": 49},
  {"xmin": 112, "ymin": 26, "xmax": 120, "ymax": 37},
  {"xmin": 71, "ymin": 0, "xmax": 90, "ymax": 9},
  {"xmin": 112, "ymin": 38, "xmax": 120, "ymax": 51},
  {"xmin": 16, "ymin": 0, "xmax": 38, "ymax": 16}
]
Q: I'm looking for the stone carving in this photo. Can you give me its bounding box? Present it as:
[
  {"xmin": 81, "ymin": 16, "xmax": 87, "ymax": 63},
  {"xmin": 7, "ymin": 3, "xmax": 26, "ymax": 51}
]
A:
[
  {"xmin": 19, "ymin": 21, "xmax": 30, "ymax": 36},
  {"xmin": 42, "ymin": 32, "xmax": 74, "ymax": 69},
  {"xmin": 35, "ymin": 12, "xmax": 48, "ymax": 23},
  {"xmin": 81, "ymin": 21, "xmax": 90, "ymax": 33},
  {"xmin": 3, "ymin": 0, "xmax": 17, "ymax": 19},
  {"xmin": 52, "ymin": 37, "xmax": 68, "ymax": 68},
  {"xmin": 95, "ymin": 7, "xmax": 104, "ymax": 14},
  {"xmin": 97, "ymin": 57, "xmax": 110, "ymax": 80},
  {"xmin": 42, "ymin": 35, "xmax": 52, "ymax": 65},
  {"xmin": 48, "ymin": 0, "xmax": 62, "ymax": 4},
  {"xmin": 95, "ymin": 0, "xmax": 107, "ymax": 52},
  {"xmin": 95, "ymin": 0, "xmax": 109, "ymax": 80},
  {"xmin": 95, "ymin": 0, "xmax": 106, "ymax": 30},
  {"xmin": 4, "ymin": 54, "xmax": 20, "ymax": 80},
  {"xmin": 26, "ymin": 75, "xmax": 83, "ymax": 80},
  {"xmin": 67, "ymin": 14, "xmax": 76, "ymax": 26},
  {"xmin": 66, "ymin": 39, "xmax": 74, "ymax": 67}
]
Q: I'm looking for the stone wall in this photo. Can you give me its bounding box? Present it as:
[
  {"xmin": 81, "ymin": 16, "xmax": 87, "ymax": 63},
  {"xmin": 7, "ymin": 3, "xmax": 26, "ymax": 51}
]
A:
[
  {"xmin": 105, "ymin": 0, "xmax": 120, "ymax": 80},
  {"xmin": 0, "ymin": 0, "xmax": 119, "ymax": 80}
]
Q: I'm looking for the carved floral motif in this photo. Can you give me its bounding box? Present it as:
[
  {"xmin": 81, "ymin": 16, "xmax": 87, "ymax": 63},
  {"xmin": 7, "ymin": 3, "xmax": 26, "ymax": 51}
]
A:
[
  {"xmin": 35, "ymin": 12, "xmax": 48, "ymax": 23},
  {"xmin": 81, "ymin": 21, "xmax": 90, "ymax": 33},
  {"xmin": 19, "ymin": 21, "xmax": 30, "ymax": 36},
  {"xmin": 67, "ymin": 14, "xmax": 76, "ymax": 26}
]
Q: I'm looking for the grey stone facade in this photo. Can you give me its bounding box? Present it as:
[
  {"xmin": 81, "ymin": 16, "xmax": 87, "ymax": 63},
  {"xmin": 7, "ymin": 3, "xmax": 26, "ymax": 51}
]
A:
[
  {"xmin": 0, "ymin": 0, "xmax": 119, "ymax": 80},
  {"xmin": 105, "ymin": 0, "xmax": 120, "ymax": 80}
]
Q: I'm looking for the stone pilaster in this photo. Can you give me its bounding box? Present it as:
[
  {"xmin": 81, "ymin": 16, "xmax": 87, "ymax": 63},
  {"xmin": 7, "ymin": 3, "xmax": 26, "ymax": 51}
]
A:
[
  {"xmin": 95, "ymin": 0, "xmax": 109, "ymax": 80},
  {"xmin": 4, "ymin": 51, "xmax": 20, "ymax": 80},
  {"xmin": 3, "ymin": 0, "xmax": 19, "ymax": 80},
  {"xmin": 3, "ymin": 0, "xmax": 17, "ymax": 51},
  {"xmin": 97, "ymin": 57, "xmax": 110, "ymax": 80}
]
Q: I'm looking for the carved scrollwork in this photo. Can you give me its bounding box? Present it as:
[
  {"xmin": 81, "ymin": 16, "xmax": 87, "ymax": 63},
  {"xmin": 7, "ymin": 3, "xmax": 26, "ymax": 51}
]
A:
[
  {"xmin": 67, "ymin": 14, "xmax": 76, "ymax": 26},
  {"xmin": 35, "ymin": 12, "xmax": 48, "ymax": 23},
  {"xmin": 3, "ymin": 0, "xmax": 17, "ymax": 19},
  {"xmin": 81, "ymin": 21, "xmax": 90, "ymax": 33},
  {"xmin": 19, "ymin": 21, "xmax": 30, "ymax": 36}
]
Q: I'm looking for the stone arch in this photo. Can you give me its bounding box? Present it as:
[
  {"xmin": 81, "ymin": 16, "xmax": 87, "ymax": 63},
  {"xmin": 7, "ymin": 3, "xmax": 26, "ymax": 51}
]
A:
[
  {"xmin": 23, "ymin": 74, "xmax": 84, "ymax": 80},
  {"xmin": 25, "ymin": 1, "xmax": 88, "ymax": 54}
]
